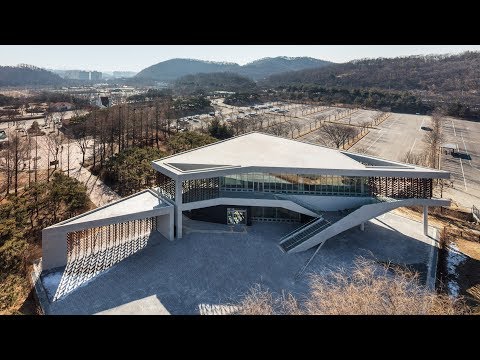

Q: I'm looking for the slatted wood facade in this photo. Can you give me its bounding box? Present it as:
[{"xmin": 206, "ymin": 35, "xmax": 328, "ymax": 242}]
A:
[
  {"xmin": 367, "ymin": 177, "xmax": 432, "ymax": 199},
  {"xmin": 182, "ymin": 177, "xmax": 220, "ymax": 203},
  {"xmin": 157, "ymin": 173, "xmax": 175, "ymax": 200}
]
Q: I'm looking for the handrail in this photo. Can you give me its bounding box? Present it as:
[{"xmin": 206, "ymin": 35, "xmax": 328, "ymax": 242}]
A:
[
  {"xmin": 281, "ymin": 219, "xmax": 332, "ymax": 251},
  {"xmin": 473, "ymin": 205, "xmax": 479, "ymax": 221},
  {"xmin": 279, "ymin": 217, "xmax": 322, "ymax": 242},
  {"xmin": 274, "ymin": 193, "xmax": 323, "ymax": 215}
]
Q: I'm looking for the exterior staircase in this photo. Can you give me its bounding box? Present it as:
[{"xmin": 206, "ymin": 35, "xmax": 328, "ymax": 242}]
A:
[
  {"xmin": 279, "ymin": 217, "xmax": 331, "ymax": 252},
  {"xmin": 283, "ymin": 196, "xmax": 448, "ymax": 253}
]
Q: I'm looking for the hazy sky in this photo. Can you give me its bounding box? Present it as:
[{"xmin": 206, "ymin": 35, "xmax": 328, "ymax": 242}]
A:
[{"xmin": 1, "ymin": 45, "xmax": 480, "ymax": 72}]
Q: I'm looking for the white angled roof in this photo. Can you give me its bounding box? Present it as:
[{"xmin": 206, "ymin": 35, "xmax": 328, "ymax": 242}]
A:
[
  {"xmin": 47, "ymin": 189, "xmax": 172, "ymax": 230},
  {"xmin": 155, "ymin": 132, "xmax": 364, "ymax": 170},
  {"xmin": 152, "ymin": 132, "xmax": 449, "ymax": 179}
]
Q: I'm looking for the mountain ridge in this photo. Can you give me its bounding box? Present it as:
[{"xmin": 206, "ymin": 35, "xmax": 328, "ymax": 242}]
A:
[
  {"xmin": 135, "ymin": 57, "xmax": 333, "ymax": 82},
  {"xmin": 0, "ymin": 65, "xmax": 64, "ymax": 86}
]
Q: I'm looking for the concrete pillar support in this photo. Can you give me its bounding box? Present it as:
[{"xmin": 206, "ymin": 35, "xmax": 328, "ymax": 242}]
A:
[
  {"xmin": 360, "ymin": 222, "xmax": 365, "ymax": 231},
  {"xmin": 423, "ymin": 205, "xmax": 428, "ymax": 236},
  {"xmin": 42, "ymin": 228, "xmax": 68, "ymax": 271},
  {"xmin": 175, "ymin": 179, "xmax": 183, "ymax": 239}
]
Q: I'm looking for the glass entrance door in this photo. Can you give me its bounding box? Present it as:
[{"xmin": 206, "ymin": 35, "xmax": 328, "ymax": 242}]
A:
[
  {"xmin": 227, "ymin": 208, "xmax": 247, "ymax": 225},
  {"xmin": 253, "ymin": 180, "xmax": 263, "ymax": 192}
]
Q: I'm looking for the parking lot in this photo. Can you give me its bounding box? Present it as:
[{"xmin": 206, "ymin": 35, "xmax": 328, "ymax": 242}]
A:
[
  {"xmin": 333, "ymin": 109, "xmax": 382, "ymax": 127},
  {"xmin": 440, "ymin": 117, "xmax": 480, "ymax": 209},
  {"xmin": 349, "ymin": 113, "xmax": 431, "ymax": 161},
  {"xmin": 346, "ymin": 113, "xmax": 480, "ymax": 210}
]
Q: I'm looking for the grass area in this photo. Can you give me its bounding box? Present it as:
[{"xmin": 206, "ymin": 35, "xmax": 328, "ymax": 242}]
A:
[{"xmin": 235, "ymin": 258, "xmax": 469, "ymax": 315}]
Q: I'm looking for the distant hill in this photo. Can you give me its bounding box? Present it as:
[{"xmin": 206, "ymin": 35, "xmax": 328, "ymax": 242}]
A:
[
  {"xmin": 0, "ymin": 65, "xmax": 65, "ymax": 86},
  {"xmin": 135, "ymin": 57, "xmax": 332, "ymax": 82},
  {"xmin": 239, "ymin": 56, "xmax": 332, "ymax": 80},
  {"xmin": 173, "ymin": 72, "xmax": 256, "ymax": 94},
  {"xmin": 135, "ymin": 59, "xmax": 240, "ymax": 82},
  {"xmin": 263, "ymin": 52, "xmax": 480, "ymax": 94}
]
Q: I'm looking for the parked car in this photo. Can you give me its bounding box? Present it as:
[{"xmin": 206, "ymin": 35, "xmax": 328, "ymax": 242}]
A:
[{"xmin": 0, "ymin": 130, "xmax": 8, "ymax": 144}]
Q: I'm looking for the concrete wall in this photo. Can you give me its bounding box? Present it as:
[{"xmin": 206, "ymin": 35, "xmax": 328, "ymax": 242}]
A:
[
  {"xmin": 42, "ymin": 228, "xmax": 69, "ymax": 271},
  {"xmin": 287, "ymin": 195, "xmax": 373, "ymax": 211},
  {"xmin": 157, "ymin": 213, "xmax": 174, "ymax": 241},
  {"xmin": 42, "ymin": 199, "xmax": 174, "ymax": 272}
]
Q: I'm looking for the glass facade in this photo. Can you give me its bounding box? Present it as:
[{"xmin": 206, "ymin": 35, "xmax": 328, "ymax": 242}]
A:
[
  {"xmin": 156, "ymin": 170, "xmax": 433, "ymax": 204},
  {"xmin": 251, "ymin": 207, "xmax": 302, "ymax": 223},
  {"xmin": 220, "ymin": 172, "xmax": 368, "ymax": 197}
]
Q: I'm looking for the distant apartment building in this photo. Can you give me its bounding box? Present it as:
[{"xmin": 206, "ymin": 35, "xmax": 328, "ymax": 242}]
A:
[
  {"xmin": 64, "ymin": 70, "xmax": 102, "ymax": 81},
  {"xmin": 90, "ymin": 71, "xmax": 102, "ymax": 81}
]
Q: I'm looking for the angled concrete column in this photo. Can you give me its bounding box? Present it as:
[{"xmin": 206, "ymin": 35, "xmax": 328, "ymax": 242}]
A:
[
  {"xmin": 175, "ymin": 179, "xmax": 183, "ymax": 239},
  {"xmin": 360, "ymin": 222, "xmax": 365, "ymax": 231},
  {"xmin": 423, "ymin": 205, "xmax": 428, "ymax": 235}
]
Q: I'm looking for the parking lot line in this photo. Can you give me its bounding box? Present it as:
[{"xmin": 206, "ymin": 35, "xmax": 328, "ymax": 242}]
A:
[
  {"xmin": 419, "ymin": 117, "xmax": 426, "ymax": 130},
  {"xmin": 364, "ymin": 116, "xmax": 398, "ymax": 152},
  {"xmin": 458, "ymin": 156, "xmax": 468, "ymax": 191},
  {"xmin": 451, "ymin": 119, "xmax": 457, "ymax": 137},
  {"xmin": 409, "ymin": 138, "xmax": 417, "ymax": 154}
]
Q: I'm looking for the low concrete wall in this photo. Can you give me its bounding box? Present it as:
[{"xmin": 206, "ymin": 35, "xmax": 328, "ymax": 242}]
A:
[
  {"xmin": 42, "ymin": 190, "xmax": 174, "ymax": 271},
  {"xmin": 157, "ymin": 213, "xmax": 174, "ymax": 241},
  {"xmin": 287, "ymin": 195, "xmax": 373, "ymax": 211}
]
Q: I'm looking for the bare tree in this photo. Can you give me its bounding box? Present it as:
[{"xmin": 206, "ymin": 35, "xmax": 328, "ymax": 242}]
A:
[
  {"xmin": 45, "ymin": 132, "xmax": 64, "ymax": 177},
  {"xmin": 359, "ymin": 120, "xmax": 371, "ymax": 130},
  {"xmin": 401, "ymin": 151, "xmax": 426, "ymax": 166},
  {"xmin": 235, "ymin": 258, "xmax": 469, "ymax": 315},
  {"xmin": 73, "ymin": 122, "xmax": 90, "ymax": 167},
  {"xmin": 320, "ymin": 123, "xmax": 357, "ymax": 148},
  {"xmin": 424, "ymin": 110, "xmax": 444, "ymax": 168},
  {"xmin": 0, "ymin": 132, "xmax": 28, "ymax": 196},
  {"xmin": 293, "ymin": 122, "xmax": 303, "ymax": 138}
]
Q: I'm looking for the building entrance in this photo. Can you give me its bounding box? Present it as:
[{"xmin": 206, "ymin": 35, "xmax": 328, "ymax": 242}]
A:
[{"xmin": 227, "ymin": 208, "xmax": 247, "ymax": 225}]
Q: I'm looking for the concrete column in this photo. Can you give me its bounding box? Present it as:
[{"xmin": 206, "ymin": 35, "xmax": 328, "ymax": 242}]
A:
[
  {"xmin": 423, "ymin": 205, "xmax": 428, "ymax": 236},
  {"xmin": 360, "ymin": 222, "xmax": 365, "ymax": 231},
  {"xmin": 42, "ymin": 228, "xmax": 68, "ymax": 271},
  {"xmin": 157, "ymin": 213, "xmax": 174, "ymax": 241},
  {"xmin": 175, "ymin": 179, "xmax": 183, "ymax": 239}
]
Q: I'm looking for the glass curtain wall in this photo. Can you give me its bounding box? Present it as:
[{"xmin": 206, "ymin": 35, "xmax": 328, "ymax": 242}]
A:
[
  {"xmin": 220, "ymin": 173, "xmax": 368, "ymax": 197},
  {"xmin": 251, "ymin": 207, "xmax": 302, "ymax": 223}
]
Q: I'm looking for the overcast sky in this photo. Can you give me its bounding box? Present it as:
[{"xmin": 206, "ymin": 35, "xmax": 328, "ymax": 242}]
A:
[{"xmin": 1, "ymin": 45, "xmax": 479, "ymax": 72}]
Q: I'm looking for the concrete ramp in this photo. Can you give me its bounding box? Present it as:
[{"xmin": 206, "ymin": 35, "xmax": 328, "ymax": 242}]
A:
[{"xmin": 284, "ymin": 197, "xmax": 450, "ymax": 253}]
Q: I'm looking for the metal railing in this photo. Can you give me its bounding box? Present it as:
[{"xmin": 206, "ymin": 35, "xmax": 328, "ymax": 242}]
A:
[
  {"xmin": 279, "ymin": 217, "xmax": 322, "ymax": 243},
  {"xmin": 280, "ymin": 218, "xmax": 332, "ymax": 252},
  {"xmin": 274, "ymin": 193, "xmax": 323, "ymax": 215},
  {"xmin": 473, "ymin": 205, "xmax": 480, "ymax": 222}
]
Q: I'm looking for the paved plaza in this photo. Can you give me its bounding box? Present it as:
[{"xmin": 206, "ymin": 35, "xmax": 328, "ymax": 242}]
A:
[{"xmin": 39, "ymin": 212, "xmax": 437, "ymax": 315}]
